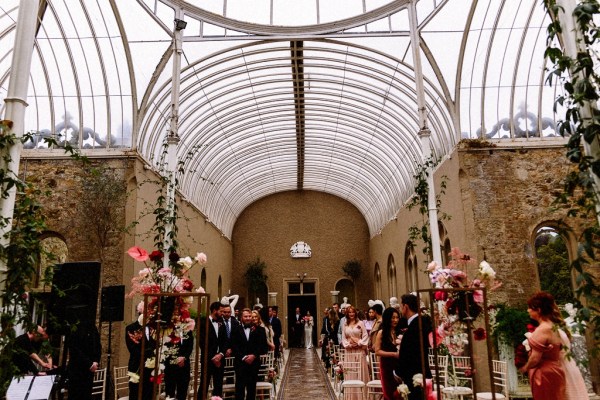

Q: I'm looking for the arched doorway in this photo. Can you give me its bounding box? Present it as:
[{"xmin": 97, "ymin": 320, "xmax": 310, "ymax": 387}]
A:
[
  {"xmin": 335, "ymin": 278, "xmax": 355, "ymax": 307},
  {"xmin": 286, "ymin": 279, "xmax": 317, "ymax": 348}
]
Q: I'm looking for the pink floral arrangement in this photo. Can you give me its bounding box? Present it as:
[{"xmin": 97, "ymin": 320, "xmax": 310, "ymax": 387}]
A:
[{"xmin": 428, "ymin": 248, "xmax": 501, "ymax": 355}]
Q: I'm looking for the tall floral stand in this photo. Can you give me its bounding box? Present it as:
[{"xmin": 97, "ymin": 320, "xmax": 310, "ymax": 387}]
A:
[{"xmin": 138, "ymin": 291, "xmax": 211, "ymax": 400}]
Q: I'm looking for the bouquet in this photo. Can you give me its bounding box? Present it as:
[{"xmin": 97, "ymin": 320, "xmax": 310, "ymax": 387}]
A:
[{"xmin": 397, "ymin": 383, "xmax": 410, "ymax": 399}]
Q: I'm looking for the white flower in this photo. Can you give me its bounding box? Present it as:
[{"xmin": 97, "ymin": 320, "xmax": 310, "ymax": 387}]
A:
[
  {"xmin": 196, "ymin": 286, "xmax": 206, "ymax": 294},
  {"xmin": 137, "ymin": 313, "xmax": 145, "ymax": 326},
  {"xmin": 412, "ymin": 373, "xmax": 423, "ymax": 387},
  {"xmin": 523, "ymin": 332, "xmax": 532, "ymax": 352},
  {"xmin": 479, "ymin": 260, "xmax": 496, "ymax": 279},
  {"xmin": 127, "ymin": 371, "xmax": 140, "ymax": 383},
  {"xmin": 194, "ymin": 252, "xmax": 207, "ymax": 264},
  {"xmin": 177, "ymin": 256, "xmax": 193, "ymax": 269},
  {"xmin": 397, "ymin": 383, "xmax": 410, "ymax": 399},
  {"xmin": 427, "ymin": 261, "xmax": 440, "ymax": 272},
  {"xmin": 145, "ymin": 357, "xmax": 156, "ymax": 369}
]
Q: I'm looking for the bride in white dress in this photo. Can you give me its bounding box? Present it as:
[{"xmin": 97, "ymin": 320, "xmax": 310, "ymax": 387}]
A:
[{"xmin": 304, "ymin": 311, "xmax": 314, "ymax": 348}]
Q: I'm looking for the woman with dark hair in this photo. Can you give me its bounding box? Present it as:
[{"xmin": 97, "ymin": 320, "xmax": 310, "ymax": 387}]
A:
[
  {"xmin": 518, "ymin": 291, "xmax": 566, "ymax": 399},
  {"xmin": 374, "ymin": 307, "xmax": 401, "ymax": 400}
]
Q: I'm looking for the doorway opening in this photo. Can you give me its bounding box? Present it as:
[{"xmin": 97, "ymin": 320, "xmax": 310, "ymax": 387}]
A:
[{"xmin": 286, "ymin": 280, "xmax": 317, "ymax": 348}]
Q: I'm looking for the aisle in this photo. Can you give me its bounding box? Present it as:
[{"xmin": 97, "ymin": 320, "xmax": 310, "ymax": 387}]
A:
[{"xmin": 277, "ymin": 348, "xmax": 336, "ymax": 400}]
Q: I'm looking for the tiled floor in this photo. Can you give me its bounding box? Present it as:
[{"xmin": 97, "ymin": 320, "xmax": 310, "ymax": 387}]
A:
[{"xmin": 277, "ymin": 348, "xmax": 337, "ymax": 400}]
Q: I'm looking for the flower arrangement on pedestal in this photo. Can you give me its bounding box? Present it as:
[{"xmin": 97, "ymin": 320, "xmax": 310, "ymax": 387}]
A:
[
  {"xmin": 126, "ymin": 245, "xmax": 207, "ymax": 382},
  {"xmin": 428, "ymin": 248, "xmax": 501, "ymax": 355}
]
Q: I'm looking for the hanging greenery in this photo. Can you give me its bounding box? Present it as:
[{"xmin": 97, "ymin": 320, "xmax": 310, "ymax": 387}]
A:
[
  {"xmin": 342, "ymin": 259, "xmax": 362, "ymax": 281},
  {"xmin": 243, "ymin": 257, "xmax": 268, "ymax": 302},
  {"xmin": 407, "ymin": 156, "xmax": 450, "ymax": 261},
  {"xmin": 543, "ymin": 0, "xmax": 600, "ymax": 354}
]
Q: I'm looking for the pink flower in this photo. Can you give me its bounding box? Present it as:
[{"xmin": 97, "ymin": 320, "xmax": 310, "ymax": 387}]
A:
[
  {"xmin": 196, "ymin": 286, "xmax": 205, "ymax": 294},
  {"xmin": 473, "ymin": 290, "xmax": 483, "ymax": 304},
  {"xmin": 195, "ymin": 252, "xmax": 207, "ymax": 264},
  {"xmin": 127, "ymin": 246, "xmax": 149, "ymax": 262},
  {"xmin": 434, "ymin": 291, "xmax": 447, "ymax": 301},
  {"xmin": 427, "ymin": 261, "xmax": 440, "ymax": 272}
]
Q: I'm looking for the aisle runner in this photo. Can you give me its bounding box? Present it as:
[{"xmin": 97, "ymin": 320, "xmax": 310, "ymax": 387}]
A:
[{"xmin": 277, "ymin": 348, "xmax": 337, "ymax": 400}]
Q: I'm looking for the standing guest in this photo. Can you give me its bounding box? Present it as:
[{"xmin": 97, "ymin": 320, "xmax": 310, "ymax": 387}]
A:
[
  {"xmin": 13, "ymin": 325, "xmax": 54, "ymax": 375},
  {"xmin": 319, "ymin": 308, "xmax": 331, "ymax": 366},
  {"xmin": 268, "ymin": 306, "xmax": 282, "ymax": 359},
  {"xmin": 332, "ymin": 302, "xmax": 342, "ymax": 319},
  {"xmin": 232, "ymin": 308, "xmax": 268, "ymax": 400},
  {"xmin": 337, "ymin": 303, "xmax": 349, "ymax": 345},
  {"xmin": 341, "ymin": 305, "xmax": 369, "ymax": 399},
  {"xmin": 368, "ymin": 304, "xmax": 384, "ymax": 353},
  {"xmin": 252, "ymin": 309, "xmax": 275, "ymax": 351},
  {"xmin": 395, "ymin": 294, "xmax": 431, "ymax": 400},
  {"xmin": 164, "ymin": 327, "xmax": 194, "ymax": 400},
  {"xmin": 292, "ymin": 307, "xmax": 303, "ymax": 348},
  {"xmin": 125, "ymin": 318, "xmax": 155, "ymax": 400},
  {"xmin": 374, "ymin": 308, "xmax": 401, "ymax": 400},
  {"xmin": 364, "ymin": 307, "xmax": 376, "ymax": 336},
  {"xmin": 303, "ymin": 311, "xmax": 314, "ymax": 349},
  {"xmin": 67, "ymin": 317, "xmax": 101, "ymax": 400},
  {"xmin": 198, "ymin": 301, "xmax": 227, "ymax": 399},
  {"xmin": 222, "ymin": 302, "xmax": 240, "ymax": 357},
  {"xmin": 518, "ymin": 292, "xmax": 566, "ymax": 400}
]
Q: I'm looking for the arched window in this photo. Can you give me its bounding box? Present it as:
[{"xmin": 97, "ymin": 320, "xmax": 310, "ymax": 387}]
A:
[
  {"xmin": 38, "ymin": 234, "xmax": 68, "ymax": 288},
  {"xmin": 387, "ymin": 254, "xmax": 397, "ymax": 298},
  {"xmin": 404, "ymin": 242, "xmax": 418, "ymax": 293},
  {"xmin": 374, "ymin": 263, "xmax": 382, "ymax": 300},
  {"xmin": 439, "ymin": 221, "xmax": 451, "ymax": 267},
  {"xmin": 335, "ymin": 278, "xmax": 355, "ymax": 306},
  {"xmin": 218, "ymin": 275, "xmax": 223, "ymax": 298},
  {"xmin": 534, "ymin": 225, "xmax": 574, "ymax": 305},
  {"xmin": 201, "ymin": 268, "xmax": 207, "ymax": 290}
]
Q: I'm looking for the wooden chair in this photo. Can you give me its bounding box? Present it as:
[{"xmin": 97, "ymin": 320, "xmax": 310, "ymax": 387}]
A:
[
  {"xmin": 367, "ymin": 352, "xmax": 383, "ymax": 399},
  {"xmin": 92, "ymin": 368, "xmax": 107, "ymax": 399},
  {"xmin": 475, "ymin": 360, "xmax": 508, "ymax": 400},
  {"xmin": 339, "ymin": 358, "xmax": 366, "ymax": 400},
  {"xmin": 113, "ymin": 366, "xmax": 130, "ymax": 400}
]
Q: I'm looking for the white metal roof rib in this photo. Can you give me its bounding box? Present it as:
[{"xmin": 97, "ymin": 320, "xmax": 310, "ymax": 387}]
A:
[{"xmin": 1, "ymin": 0, "xmax": 564, "ymax": 238}]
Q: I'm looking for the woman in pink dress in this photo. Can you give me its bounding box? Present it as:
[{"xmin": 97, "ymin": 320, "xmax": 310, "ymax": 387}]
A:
[
  {"xmin": 342, "ymin": 305, "xmax": 369, "ymax": 400},
  {"xmin": 518, "ymin": 292, "xmax": 566, "ymax": 400},
  {"xmin": 558, "ymin": 329, "xmax": 589, "ymax": 400}
]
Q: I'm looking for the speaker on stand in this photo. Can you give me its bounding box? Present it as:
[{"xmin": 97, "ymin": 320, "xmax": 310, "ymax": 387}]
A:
[{"xmin": 101, "ymin": 285, "xmax": 125, "ymax": 400}]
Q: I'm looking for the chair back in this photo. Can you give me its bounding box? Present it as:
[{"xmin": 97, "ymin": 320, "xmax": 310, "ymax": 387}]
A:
[
  {"xmin": 342, "ymin": 358, "xmax": 364, "ymax": 382},
  {"xmin": 92, "ymin": 368, "xmax": 107, "ymax": 398},
  {"xmin": 223, "ymin": 356, "xmax": 235, "ymax": 380},
  {"xmin": 450, "ymin": 356, "xmax": 473, "ymax": 390},
  {"xmin": 492, "ymin": 360, "xmax": 508, "ymax": 396},
  {"xmin": 369, "ymin": 352, "xmax": 381, "ymax": 381},
  {"xmin": 429, "ymin": 354, "xmax": 449, "ymax": 388},
  {"xmin": 113, "ymin": 366, "xmax": 129, "ymax": 400}
]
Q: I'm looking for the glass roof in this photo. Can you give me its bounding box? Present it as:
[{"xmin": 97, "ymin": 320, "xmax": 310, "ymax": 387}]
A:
[{"xmin": 0, "ymin": 0, "xmax": 566, "ymax": 238}]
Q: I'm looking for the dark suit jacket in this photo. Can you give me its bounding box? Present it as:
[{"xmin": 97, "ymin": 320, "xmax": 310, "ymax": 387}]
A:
[
  {"xmin": 223, "ymin": 317, "xmax": 240, "ymax": 352},
  {"xmin": 396, "ymin": 315, "xmax": 432, "ymax": 383},
  {"xmin": 270, "ymin": 317, "xmax": 282, "ymax": 344},
  {"xmin": 67, "ymin": 322, "xmax": 101, "ymax": 378},
  {"xmin": 165, "ymin": 329, "xmax": 194, "ymax": 367},
  {"xmin": 200, "ymin": 316, "xmax": 227, "ymax": 360},
  {"xmin": 231, "ymin": 324, "xmax": 268, "ymax": 371}
]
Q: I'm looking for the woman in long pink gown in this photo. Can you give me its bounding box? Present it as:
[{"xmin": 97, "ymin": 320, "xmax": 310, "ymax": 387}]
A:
[
  {"xmin": 519, "ymin": 292, "xmax": 566, "ymax": 400},
  {"xmin": 559, "ymin": 329, "xmax": 589, "ymax": 399},
  {"xmin": 341, "ymin": 306, "xmax": 369, "ymax": 400}
]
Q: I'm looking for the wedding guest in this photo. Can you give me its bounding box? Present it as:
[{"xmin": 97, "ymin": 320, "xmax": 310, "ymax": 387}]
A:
[
  {"xmin": 364, "ymin": 307, "xmax": 376, "ymax": 336},
  {"xmin": 291, "ymin": 307, "xmax": 303, "ymax": 348},
  {"xmin": 221, "ymin": 302, "xmax": 240, "ymax": 357},
  {"xmin": 518, "ymin": 292, "xmax": 566, "ymax": 400},
  {"xmin": 13, "ymin": 325, "xmax": 54, "ymax": 376},
  {"xmin": 198, "ymin": 301, "xmax": 227, "ymax": 399},
  {"xmin": 368, "ymin": 303, "xmax": 383, "ymax": 353},
  {"xmin": 164, "ymin": 327, "xmax": 194, "ymax": 400},
  {"xmin": 341, "ymin": 305, "xmax": 369, "ymax": 399},
  {"xmin": 125, "ymin": 318, "xmax": 155, "ymax": 400},
  {"xmin": 232, "ymin": 308, "xmax": 268, "ymax": 400},
  {"xmin": 67, "ymin": 317, "xmax": 101, "ymax": 400},
  {"xmin": 268, "ymin": 306, "xmax": 282, "ymax": 359},
  {"xmin": 558, "ymin": 327, "xmax": 589, "ymax": 399},
  {"xmin": 252, "ymin": 309, "xmax": 275, "ymax": 351},
  {"xmin": 374, "ymin": 307, "xmax": 401, "ymax": 400}
]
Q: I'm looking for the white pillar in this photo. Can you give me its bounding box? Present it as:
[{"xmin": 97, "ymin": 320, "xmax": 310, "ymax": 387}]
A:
[
  {"xmin": 330, "ymin": 290, "xmax": 340, "ymax": 305},
  {"xmin": 268, "ymin": 292, "xmax": 277, "ymax": 307},
  {"xmin": 408, "ymin": 0, "xmax": 442, "ymax": 264},
  {"xmin": 0, "ymin": 0, "xmax": 38, "ymax": 304}
]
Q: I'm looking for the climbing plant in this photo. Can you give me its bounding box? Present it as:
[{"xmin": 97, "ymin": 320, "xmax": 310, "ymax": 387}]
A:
[
  {"xmin": 407, "ymin": 156, "xmax": 450, "ymax": 263},
  {"xmin": 543, "ymin": 0, "xmax": 600, "ymax": 351}
]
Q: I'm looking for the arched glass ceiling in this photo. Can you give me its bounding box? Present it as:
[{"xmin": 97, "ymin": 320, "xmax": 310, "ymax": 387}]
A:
[{"xmin": 0, "ymin": 0, "xmax": 567, "ymax": 238}]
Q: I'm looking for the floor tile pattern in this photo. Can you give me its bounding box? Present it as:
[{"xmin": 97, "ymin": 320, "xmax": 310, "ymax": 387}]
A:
[{"xmin": 277, "ymin": 348, "xmax": 336, "ymax": 400}]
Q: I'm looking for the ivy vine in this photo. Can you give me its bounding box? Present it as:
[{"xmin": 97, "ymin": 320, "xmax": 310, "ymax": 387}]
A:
[{"xmin": 543, "ymin": 0, "xmax": 600, "ymax": 353}]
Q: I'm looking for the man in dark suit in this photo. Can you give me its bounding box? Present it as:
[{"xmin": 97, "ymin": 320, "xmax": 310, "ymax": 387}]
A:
[
  {"xmin": 66, "ymin": 316, "xmax": 101, "ymax": 400},
  {"xmin": 395, "ymin": 293, "xmax": 432, "ymax": 400},
  {"xmin": 164, "ymin": 328, "xmax": 194, "ymax": 400},
  {"xmin": 291, "ymin": 307, "xmax": 303, "ymax": 348},
  {"xmin": 268, "ymin": 306, "xmax": 282, "ymax": 359},
  {"xmin": 231, "ymin": 308, "xmax": 268, "ymax": 400},
  {"xmin": 198, "ymin": 301, "xmax": 227, "ymax": 399},
  {"xmin": 221, "ymin": 302, "xmax": 240, "ymax": 357},
  {"xmin": 125, "ymin": 319, "xmax": 155, "ymax": 400}
]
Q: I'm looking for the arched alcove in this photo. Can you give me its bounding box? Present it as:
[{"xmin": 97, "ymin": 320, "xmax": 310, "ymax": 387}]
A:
[
  {"xmin": 387, "ymin": 254, "xmax": 397, "ymax": 298},
  {"xmin": 533, "ymin": 224, "xmax": 574, "ymax": 304},
  {"xmin": 404, "ymin": 242, "xmax": 418, "ymax": 293},
  {"xmin": 335, "ymin": 278, "xmax": 355, "ymax": 307},
  {"xmin": 374, "ymin": 263, "xmax": 382, "ymax": 300}
]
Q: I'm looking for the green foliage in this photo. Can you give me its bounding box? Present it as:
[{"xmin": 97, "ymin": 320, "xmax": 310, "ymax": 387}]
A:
[
  {"xmin": 342, "ymin": 259, "xmax": 362, "ymax": 281},
  {"xmin": 407, "ymin": 156, "xmax": 450, "ymax": 261},
  {"xmin": 543, "ymin": 0, "xmax": 600, "ymax": 354},
  {"xmin": 243, "ymin": 257, "xmax": 268, "ymax": 301},
  {"xmin": 492, "ymin": 304, "xmax": 531, "ymax": 348},
  {"xmin": 536, "ymin": 233, "xmax": 574, "ymax": 304}
]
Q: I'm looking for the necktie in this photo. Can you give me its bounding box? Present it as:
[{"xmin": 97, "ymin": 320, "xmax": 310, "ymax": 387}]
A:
[{"xmin": 225, "ymin": 319, "xmax": 231, "ymax": 338}]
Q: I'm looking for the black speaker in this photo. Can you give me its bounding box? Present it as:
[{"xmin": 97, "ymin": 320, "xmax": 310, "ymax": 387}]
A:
[
  {"xmin": 100, "ymin": 285, "xmax": 125, "ymax": 322},
  {"xmin": 49, "ymin": 262, "xmax": 101, "ymax": 333}
]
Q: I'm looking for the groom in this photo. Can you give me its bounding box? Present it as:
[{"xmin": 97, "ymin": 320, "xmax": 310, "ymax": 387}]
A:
[
  {"xmin": 396, "ymin": 293, "xmax": 432, "ymax": 400},
  {"xmin": 232, "ymin": 308, "xmax": 268, "ymax": 400}
]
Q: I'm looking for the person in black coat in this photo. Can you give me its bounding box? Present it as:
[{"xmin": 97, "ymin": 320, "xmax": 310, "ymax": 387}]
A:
[
  {"xmin": 198, "ymin": 301, "xmax": 227, "ymax": 399},
  {"xmin": 66, "ymin": 318, "xmax": 101, "ymax": 400},
  {"xmin": 231, "ymin": 308, "xmax": 268, "ymax": 400},
  {"xmin": 221, "ymin": 302, "xmax": 240, "ymax": 357},
  {"xmin": 268, "ymin": 306, "xmax": 282, "ymax": 359},
  {"xmin": 395, "ymin": 294, "xmax": 432, "ymax": 400},
  {"xmin": 164, "ymin": 328, "xmax": 194, "ymax": 400},
  {"xmin": 125, "ymin": 319, "xmax": 156, "ymax": 400}
]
